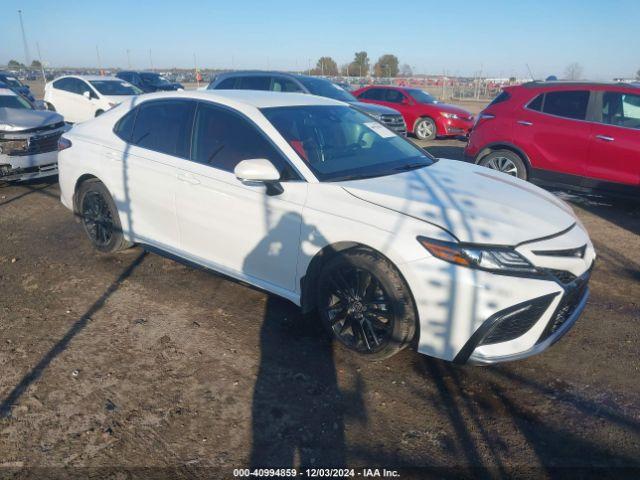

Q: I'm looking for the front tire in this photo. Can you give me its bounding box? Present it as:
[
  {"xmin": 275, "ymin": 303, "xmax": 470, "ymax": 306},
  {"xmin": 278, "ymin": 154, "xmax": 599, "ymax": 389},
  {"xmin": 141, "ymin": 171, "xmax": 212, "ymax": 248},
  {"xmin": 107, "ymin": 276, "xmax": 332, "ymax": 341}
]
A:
[
  {"xmin": 478, "ymin": 149, "xmax": 528, "ymax": 180},
  {"xmin": 414, "ymin": 117, "xmax": 437, "ymax": 141},
  {"xmin": 77, "ymin": 179, "xmax": 131, "ymax": 253},
  {"xmin": 316, "ymin": 249, "xmax": 416, "ymax": 360}
]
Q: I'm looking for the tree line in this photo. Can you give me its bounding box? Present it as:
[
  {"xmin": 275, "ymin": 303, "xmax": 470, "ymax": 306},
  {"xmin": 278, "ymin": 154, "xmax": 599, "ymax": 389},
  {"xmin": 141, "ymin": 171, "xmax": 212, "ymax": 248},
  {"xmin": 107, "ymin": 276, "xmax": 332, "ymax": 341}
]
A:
[{"xmin": 309, "ymin": 52, "xmax": 413, "ymax": 77}]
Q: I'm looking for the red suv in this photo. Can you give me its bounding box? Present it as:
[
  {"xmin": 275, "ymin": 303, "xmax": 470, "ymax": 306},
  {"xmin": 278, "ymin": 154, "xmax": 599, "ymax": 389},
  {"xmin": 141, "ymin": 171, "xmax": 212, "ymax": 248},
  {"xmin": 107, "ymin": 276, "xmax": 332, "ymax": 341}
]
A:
[
  {"xmin": 353, "ymin": 86, "xmax": 474, "ymax": 140},
  {"xmin": 465, "ymin": 81, "xmax": 640, "ymax": 197}
]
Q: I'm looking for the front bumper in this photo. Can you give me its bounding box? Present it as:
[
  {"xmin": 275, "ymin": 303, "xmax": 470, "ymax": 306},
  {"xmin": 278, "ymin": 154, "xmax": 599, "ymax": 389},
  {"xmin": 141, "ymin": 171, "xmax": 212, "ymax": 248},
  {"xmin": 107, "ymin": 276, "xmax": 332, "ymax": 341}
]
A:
[
  {"xmin": 440, "ymin": 117, "xmax": 474, "ymax": 137},
  {"xmin": 399, "ymin": 223, "xmax": 595, "ymax": 364},
  {"xmin": 0, "ymin": 150, "xmax": 59, "ymax": 181}
]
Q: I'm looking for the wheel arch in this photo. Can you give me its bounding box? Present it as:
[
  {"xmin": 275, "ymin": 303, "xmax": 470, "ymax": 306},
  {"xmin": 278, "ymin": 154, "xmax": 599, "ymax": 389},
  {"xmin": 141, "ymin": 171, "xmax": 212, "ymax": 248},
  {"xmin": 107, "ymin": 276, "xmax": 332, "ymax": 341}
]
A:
[
  {"xmin": 73, "ymin": 174, "xmax": 101, "ymax": 214},
  {"xmin": 475, "ymin": 143, "xmax": 532, "ymax": 174},
  {"xmin": 299, "ymin": 241, "xmax": 414, "ymax": 315},
  {"xmin": 412, "ymin": 115, "xmax": 436, "ymax": 133}
]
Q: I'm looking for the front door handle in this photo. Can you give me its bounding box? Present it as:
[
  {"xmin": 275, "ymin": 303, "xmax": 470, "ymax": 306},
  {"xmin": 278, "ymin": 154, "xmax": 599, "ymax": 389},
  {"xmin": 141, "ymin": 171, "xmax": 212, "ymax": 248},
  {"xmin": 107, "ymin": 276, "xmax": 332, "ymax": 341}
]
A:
[
  {"xmin": 595, "ymin": 134, "xmax": 614, "ymax": 142},
  {"xmin": 177, "ymin": 173, "xmax": 201, "ymax": 186},
  {"xmin": 517, "ymin": 120, "xmax": 533, "ymax": 126}
]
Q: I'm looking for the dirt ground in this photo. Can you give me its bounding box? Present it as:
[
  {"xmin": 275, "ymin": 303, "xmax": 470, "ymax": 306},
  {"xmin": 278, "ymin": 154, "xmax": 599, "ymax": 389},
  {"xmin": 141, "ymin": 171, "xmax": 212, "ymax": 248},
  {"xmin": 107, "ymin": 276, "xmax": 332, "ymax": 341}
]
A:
[{"xmin": 1, "ymin": 89, "xmax": 639, "ymax": 478}]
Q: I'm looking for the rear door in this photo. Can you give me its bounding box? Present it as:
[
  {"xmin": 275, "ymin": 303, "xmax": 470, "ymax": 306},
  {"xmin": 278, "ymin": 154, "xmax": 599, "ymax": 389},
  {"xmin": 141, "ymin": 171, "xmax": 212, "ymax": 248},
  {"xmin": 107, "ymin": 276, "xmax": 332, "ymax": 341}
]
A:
[
  {"xmin": 586, "ymin": 90, "xmax": 640, "ymax": 189},
  {"xmin": 50, "ymin": 78, "xmax": 83, "ymax": 122},
  {"xmin": 514, "ymin": 90, "xmax": 592, "ymax": 181},
  {"xmin": 110, "ymin": 99, "xmax": 195, "ymax": 250}
]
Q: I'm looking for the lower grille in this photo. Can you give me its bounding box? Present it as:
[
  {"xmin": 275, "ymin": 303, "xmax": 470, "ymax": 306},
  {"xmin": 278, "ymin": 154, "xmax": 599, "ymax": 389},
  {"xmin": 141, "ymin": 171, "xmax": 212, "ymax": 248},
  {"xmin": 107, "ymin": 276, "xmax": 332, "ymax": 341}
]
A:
[
  {"xmin": 479, "ymin": 294, "xmax": 556, "ymax": 346},
  {"xmin": 537, "ymin": 270, "xmax": 590, "ymax": 343},
  {"xmin": 379, "ymin": 114, "xmax": 406, "ymax": 134}
]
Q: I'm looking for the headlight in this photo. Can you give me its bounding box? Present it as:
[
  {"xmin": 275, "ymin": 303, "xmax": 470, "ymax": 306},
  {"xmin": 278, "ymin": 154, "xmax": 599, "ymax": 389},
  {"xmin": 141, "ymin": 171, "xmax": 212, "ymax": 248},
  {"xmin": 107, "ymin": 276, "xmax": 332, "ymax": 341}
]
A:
[
  {"xmin": 417, "ymin": 237, "xmax": 538, "ymax": 275},
  {"xmin": 0, "ymin": 123, "xmax": 23, "ymax": 132},
  {"xmin": 441, "ymin": 112, "xmax": 460, "ymax": 119}
]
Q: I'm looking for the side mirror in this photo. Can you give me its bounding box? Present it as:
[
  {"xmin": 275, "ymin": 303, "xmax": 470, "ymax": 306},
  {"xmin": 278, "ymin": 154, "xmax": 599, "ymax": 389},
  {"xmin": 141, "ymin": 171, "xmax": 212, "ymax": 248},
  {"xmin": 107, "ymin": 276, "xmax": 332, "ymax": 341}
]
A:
[
  {"xmin": 83, "ymin": 91, "xmax": 91, "ymax": 99},
  {"xmin": 234, "ymin": 158, "xmax": 281, "ymax": 182}
]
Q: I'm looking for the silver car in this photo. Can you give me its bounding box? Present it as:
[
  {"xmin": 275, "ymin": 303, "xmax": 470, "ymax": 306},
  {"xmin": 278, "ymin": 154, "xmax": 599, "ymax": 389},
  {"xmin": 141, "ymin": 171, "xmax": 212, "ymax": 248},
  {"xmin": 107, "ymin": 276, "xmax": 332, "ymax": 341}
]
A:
[{"xmin": 0, "ymin": 87, "xmax": 67, "ymax": 182}]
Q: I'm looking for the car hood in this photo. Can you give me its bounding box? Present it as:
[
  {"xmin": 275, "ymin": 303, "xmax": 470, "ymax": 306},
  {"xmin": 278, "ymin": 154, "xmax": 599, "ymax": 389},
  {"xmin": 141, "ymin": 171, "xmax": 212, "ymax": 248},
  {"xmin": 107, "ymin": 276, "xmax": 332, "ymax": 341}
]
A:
[
  {"xmin": 0, "ymin": 107, "xmax": 64, "ymax": 132},
  {"xmin": 338, "ymin": 159, "xmax": 576, "ymax": 245},
  {"xmin": 349, "ymin": 101, "xmax": 401, "ymax": 116}
]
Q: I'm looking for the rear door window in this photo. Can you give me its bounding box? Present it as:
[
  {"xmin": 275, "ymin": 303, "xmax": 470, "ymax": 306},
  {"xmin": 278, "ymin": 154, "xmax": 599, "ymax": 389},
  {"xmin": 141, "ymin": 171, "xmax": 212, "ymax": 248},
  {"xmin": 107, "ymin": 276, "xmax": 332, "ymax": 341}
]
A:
[
  {"xmin": 527, "ymin": 94, "xmax": 543, "ymax": 111},
  {"xmin": 271, "ymin": 77, "xmax": 302, "ymax": 92},
  {"xmin": 216, "ymin": 77, "xmax": 237, "ymax": 89},
  {"xmin": 236, "ymin": 76, "xmax": 271, "ymax": 90},
  {"xmin": 542, "ymin": 90, "xmax": 590, "ymax": 120},
  {"xmin": 358, "ymin": 88, "xmax": 384, "ymax": 100},
  {"xmin": 131, "ymin": 100, "xmax": 196, "ymax": 158},
  {"xmin": 601, "ymin": 92, "xmax": 640, "ymax": 129},
  {"xmin": 385, "ymin": 89, "xmax": 405, "ymax": 104}
]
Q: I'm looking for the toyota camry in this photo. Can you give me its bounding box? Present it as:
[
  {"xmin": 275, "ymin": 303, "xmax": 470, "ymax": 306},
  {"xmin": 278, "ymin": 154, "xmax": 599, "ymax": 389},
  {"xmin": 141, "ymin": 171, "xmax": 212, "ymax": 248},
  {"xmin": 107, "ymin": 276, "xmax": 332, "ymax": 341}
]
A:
[{"xmin": 57, "ymin": 90, "xmax": 595, "ymax": 364}]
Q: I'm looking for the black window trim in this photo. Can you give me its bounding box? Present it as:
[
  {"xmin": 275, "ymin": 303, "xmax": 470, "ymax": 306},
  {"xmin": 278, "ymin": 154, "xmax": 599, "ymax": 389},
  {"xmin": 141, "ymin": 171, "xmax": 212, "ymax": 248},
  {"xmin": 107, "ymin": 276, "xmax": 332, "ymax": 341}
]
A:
[
  {"xmin": 113, "ymin": 97, "xmax": 303, "ymax": 181},
  {"xmin": 120, "ymin": 97, "xmax": 198, "ymax": 159},
  {"xmin": 590, "ymin": 90, "xmax": 640, "ymax": 132},
  {"xmin": 523, "ymin": 89, "xmax": 597, "ymax": 124},
  {"xmin": 189, "ymin": 100, "xmax": 303, "ymax": 181}
]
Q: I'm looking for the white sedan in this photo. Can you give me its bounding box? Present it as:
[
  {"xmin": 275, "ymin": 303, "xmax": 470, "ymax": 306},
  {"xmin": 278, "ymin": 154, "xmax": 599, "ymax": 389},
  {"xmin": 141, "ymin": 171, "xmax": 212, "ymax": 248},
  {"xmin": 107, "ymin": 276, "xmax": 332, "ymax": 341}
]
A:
[
  {"xmin": 57, "ymin": 90, "xmax": 595, "ymax": 364},
  {"xmin": 44, "ymin": 75, "xmax": 141, "ymax": 123}
]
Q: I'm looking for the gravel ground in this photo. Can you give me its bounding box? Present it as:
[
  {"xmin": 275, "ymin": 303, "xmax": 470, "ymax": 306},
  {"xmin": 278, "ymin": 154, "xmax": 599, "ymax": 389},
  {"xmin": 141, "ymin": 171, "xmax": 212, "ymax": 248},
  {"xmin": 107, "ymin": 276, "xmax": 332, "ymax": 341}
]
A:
[{"xmin": 1, "ymin": 89, "xmax": 639, "ymax": 478}]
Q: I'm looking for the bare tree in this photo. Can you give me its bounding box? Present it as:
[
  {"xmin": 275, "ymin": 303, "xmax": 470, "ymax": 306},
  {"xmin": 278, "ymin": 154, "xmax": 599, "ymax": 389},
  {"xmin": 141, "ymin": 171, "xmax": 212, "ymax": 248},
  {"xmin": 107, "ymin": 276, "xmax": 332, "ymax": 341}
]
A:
[
  {"xmin": 636, "ymin": 68, "xmax": 640, "ymax": 80},
  {"xmin": 564, "ymin": 62, "xmax": 583, "ymax": 80},
  {"xmin": 399, "ymin": 64, "xmax": 413, "ymax": 77}
]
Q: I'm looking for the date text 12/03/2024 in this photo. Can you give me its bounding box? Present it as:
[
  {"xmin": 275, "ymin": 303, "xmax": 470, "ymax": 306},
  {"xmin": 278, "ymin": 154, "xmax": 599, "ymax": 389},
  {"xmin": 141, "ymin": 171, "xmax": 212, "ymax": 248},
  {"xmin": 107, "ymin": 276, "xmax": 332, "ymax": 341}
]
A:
[{"xmin": 233, "ymin": 468, "xmax": 400, "ymax": 477}]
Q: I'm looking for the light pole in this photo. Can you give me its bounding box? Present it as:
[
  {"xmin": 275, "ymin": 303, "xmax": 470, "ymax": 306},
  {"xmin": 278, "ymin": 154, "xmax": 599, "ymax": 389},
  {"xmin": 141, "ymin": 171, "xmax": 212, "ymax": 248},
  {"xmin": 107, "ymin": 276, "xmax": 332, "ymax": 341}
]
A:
[{"xmin": 18, "ymin": 10, "xmax": 31, "ymax": 67}]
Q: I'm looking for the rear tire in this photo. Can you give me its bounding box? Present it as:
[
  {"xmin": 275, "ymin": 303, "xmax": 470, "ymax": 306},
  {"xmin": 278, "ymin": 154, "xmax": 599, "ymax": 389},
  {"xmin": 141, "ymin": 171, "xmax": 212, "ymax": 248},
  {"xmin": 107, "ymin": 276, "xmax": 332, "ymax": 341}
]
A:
[
  {"xmin": 414, "ymin": 117, "xmax": 437, "ymax": 141},
  {"xmin": 45, "ymin": 102, "xmax": 56, "ymax": 111},
  {"xmin": 316, "ymin": 249, "xmax": 416, "ymax": 360},
  {"xmin": 77, "ymin": 179, "xmax": 131, "ymax": 253},
  {"xmin": 478, "ymin": 149, "xmax": 528, "ymax": 180}
]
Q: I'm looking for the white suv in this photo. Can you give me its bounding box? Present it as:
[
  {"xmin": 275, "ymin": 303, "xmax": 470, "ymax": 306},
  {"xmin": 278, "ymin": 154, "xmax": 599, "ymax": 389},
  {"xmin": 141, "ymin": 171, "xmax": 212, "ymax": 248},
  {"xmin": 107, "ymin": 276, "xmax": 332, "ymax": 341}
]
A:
[
  {"xmin": 57, "ymin": 90, "xmax": 595, "ymax": 364},
  {"xmin": 44, "ymin": 75, "xmax": 141, "ymax": 123}
]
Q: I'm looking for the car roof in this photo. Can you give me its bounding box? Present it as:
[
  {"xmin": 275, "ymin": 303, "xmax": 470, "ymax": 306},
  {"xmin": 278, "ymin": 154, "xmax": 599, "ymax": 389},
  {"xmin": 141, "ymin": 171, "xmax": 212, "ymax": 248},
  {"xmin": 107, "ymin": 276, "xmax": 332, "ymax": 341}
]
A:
[
  {"xmin": 213, "ymin": 70, "xmax": 338, "ymax": 83},
  {"xmin": 132, "ymin": 89, "xmax": 346, "ymax": 109},
  {"xmin": 520, "ymin": 80, "xmax": 636, "ymax": 90},
  {"xmin": 119, "ymin": 71, "xmax": 159, "ymax": 75},
  {"xmin": 55, "ymin": 75, "xmax": 122, "ymax": 82}
]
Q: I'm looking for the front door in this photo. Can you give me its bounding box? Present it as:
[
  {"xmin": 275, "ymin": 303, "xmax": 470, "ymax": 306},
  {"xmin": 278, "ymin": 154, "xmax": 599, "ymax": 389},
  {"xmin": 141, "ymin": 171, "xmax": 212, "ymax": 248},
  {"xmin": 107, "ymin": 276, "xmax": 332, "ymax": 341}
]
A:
[
  {"xmin": 586, "ymin": 90, "xmax": 640, "ymax": 189},
  {"xmin": 175, "ymin": 102, "xmax": 307, "ymax": 295}
]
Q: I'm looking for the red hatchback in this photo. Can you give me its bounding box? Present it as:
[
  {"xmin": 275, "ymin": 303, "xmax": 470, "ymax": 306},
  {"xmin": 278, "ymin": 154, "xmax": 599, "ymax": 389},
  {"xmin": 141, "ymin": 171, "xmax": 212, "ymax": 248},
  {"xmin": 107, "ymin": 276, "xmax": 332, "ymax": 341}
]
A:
[
  {"xmin": 465, "ymin": 81, "xmax": 640, "ymax": 198},
  {"xmin": 353, "ymin": 86, "xmax": 474, "ymax": 140}
]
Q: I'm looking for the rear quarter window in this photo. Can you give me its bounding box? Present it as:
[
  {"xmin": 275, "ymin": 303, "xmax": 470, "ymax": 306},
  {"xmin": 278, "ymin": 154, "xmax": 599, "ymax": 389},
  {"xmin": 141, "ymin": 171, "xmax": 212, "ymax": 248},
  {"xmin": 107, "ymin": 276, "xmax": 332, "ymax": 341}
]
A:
[{"xmin": 489, "ymin": 91, "xmax": 511, "ymax": 106}]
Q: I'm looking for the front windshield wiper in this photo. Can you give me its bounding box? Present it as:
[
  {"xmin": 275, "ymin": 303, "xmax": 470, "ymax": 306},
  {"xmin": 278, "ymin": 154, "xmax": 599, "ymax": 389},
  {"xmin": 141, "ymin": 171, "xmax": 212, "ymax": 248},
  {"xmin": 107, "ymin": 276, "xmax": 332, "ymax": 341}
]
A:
[{"xmin": 393, "ymin": 163, "xmax": 431, "ymax": 172}]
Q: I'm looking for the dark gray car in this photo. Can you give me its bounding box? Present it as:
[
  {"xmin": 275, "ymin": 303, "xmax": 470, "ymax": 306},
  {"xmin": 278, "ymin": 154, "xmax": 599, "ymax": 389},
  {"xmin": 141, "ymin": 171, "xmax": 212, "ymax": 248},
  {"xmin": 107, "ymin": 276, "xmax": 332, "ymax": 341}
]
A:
[{"xmin": 207, "ymin": 71, "xmax": 406, "ymax": 135}]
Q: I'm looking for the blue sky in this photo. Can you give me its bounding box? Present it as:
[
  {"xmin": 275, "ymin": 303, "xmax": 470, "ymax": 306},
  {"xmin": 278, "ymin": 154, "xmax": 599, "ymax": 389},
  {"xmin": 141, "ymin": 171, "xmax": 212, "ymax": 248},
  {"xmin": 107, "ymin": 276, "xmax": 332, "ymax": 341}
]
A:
[{"xmin": 1, "ymin": 0, "xmax": 638, "ymax": 79}]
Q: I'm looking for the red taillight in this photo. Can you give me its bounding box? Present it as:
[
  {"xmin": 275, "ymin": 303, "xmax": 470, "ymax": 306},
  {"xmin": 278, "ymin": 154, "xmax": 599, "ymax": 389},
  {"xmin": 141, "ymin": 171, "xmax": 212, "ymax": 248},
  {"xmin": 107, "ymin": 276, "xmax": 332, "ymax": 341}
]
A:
[{"xmin": 58, "ymin": 137, "xmax": 72, "ymax": 151}]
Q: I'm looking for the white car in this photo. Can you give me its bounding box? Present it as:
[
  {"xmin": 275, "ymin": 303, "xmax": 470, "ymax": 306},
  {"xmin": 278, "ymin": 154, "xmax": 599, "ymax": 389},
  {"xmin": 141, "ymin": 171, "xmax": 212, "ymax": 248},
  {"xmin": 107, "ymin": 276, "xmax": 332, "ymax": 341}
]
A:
[
  {"xmin": 0, "ymin": 87, "xmax": 67, "ymax": 181},
  {"xmin": 57, "ymin": 90, "xmax": 595, "ymax": 364},
  {"xmin": 44, "ymin": 75, "xmax": 141, "ymax": 123}
]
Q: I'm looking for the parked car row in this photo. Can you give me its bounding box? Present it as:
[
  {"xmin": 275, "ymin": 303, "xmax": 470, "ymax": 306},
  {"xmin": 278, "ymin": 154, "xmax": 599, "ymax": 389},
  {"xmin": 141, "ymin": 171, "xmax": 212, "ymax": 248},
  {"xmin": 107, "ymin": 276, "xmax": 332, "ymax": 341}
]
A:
[{"xmin": 207, "ymin": 71, "xmax": 408, "ymax": 135}]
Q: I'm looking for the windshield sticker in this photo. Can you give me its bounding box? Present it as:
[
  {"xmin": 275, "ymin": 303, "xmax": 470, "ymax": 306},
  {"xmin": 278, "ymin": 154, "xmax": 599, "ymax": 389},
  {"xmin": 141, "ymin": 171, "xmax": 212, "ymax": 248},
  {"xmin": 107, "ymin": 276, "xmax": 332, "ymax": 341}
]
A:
[{"xmin": 364, "ymin": 121, "xmax": 396, "ymax": 138}]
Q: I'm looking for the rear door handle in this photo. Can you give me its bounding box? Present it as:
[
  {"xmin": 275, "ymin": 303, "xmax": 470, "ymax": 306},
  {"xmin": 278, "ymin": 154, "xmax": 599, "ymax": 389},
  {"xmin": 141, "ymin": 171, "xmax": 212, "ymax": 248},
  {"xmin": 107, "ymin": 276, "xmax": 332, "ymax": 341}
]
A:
[
  {"xmin": 177, "ymin": 172, "xmax": 201, "ymax": 186},
  {"xmin": 595, "ymin": 134, "xmax": 614, "ymax": 142},
  {"xmin": 517, "ymin": 120, "xmax": 533, "ymax": 126}
]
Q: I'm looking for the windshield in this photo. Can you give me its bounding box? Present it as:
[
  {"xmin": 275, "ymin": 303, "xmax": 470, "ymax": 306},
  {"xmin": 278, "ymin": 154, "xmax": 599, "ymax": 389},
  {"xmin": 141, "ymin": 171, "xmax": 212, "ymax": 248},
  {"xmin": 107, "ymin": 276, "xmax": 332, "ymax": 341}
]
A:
[
  {"xmin": 2, "ymin": 76, "xmax": 23, "ymax": 88},
  {"xmin": 140, "ymin": 73, "xmax": 171, "ymax": 86},
  {"xmin": 262, "ymin": 105, "xmax": 434, "ymax": 182},
  {"xmin": 89, "ymin": 80, "xmax": 141, "ymax": 96},
  {"xmin": 298, "ymin": 77, "xmax": 357, "ymax": 103},
  {"xmin": 407, "ymin": 89, "xmax": 437, "ymax": 104},
  {"xmin": 0, "ymin": 94, "xmax": 32, "ymax": 109}
]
